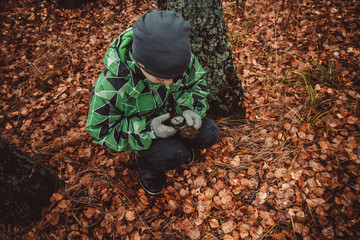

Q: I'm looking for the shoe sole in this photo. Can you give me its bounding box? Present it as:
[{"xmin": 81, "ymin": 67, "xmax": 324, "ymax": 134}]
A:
[
  {"xmin": 136, "ymin": 156, "xmax": 163, "ymax": 195},
  {"xmin": 188, "ymin": 148, "xmax": 195, "ymax": 164},
  {"xmin": 139, "ymin": 178, "xmax": 162, "ymax": 195}
]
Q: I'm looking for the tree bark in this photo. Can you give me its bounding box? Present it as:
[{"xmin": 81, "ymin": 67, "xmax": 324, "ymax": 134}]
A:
[
  {"xmin": 157, "ymin": 0, "xmax": 244, "ymax": 117},
  {"xmin": 0, "ymin": 138, "xmax": 60, "ymax": 224}
]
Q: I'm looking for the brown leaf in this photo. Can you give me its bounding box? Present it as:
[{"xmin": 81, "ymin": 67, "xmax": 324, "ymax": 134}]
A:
[
  {"xmin": 125, "ymin": 210, "xmax": 136, "ymax": 222},
  {"xmin": 182, "ymin": 201, "xmax": 195, "ymax": 214},
  {"xmin": 306, "ymin": 198, "xmax": 326, "ymax": 208},
  {"xmin": 318, "ymin": 140, "xmax": 329, "ymax": 150},
  {"xmin": 270, "ymin": 233, "xmax": 287, "ymax": 240},
  {"xmin": 322, "ymin": 226, "xmax": 335, "ymax": 239},
  {"xmin": 139, "ymin": 194, "xmax": 149, "ymax": 206},
  {"xmin": 133, "ymin": 231, "xmax": 141, "ymax": 240},
  {"xmin": 66, "ymin": 163, "xmax": 74, "ymax": 174},
  {"xmin": 264, "ymin": 137, "xmax": 273, "ymax": 146},
  {"xmin": 151, "ymin": 219, "xmax": 165, "ymax": 230},
  {"xmin": 258, "ymin": 191, "xmax": 267, "ymax": 201},
  {"xmin": 106, "ymin": 0, "xmax": 118, "ymax": 5},
  {"xmin": 203, "ymin": 188, "xmax": 215, "ymax": 200},
  {"xmin": 84, "ymin": 208, "xmax": 95, "ymax": 219},
  {"xmin": 179, "ymin": 218, "xmax": 194, "ymax": 231},
  {"xmin": 249, "ymin": 112, "xmax": 256, "ymax": 121},
  {"xmin": 196, "ymin": 200, "xmax": 208, "ymax": 213},
  {"xmin": 247, "ymin": 166, "xmax": 257, "ymax": 176},
  {"xmin": 284, "ymin": 122, "xmax": 291, "ymax": 130},
  {"xmin": 346, "ymin": 141, "xmax": 357, "ymax": 149},
  {"xmin": 46, "ymin": 212, "xmax": 60, "ymax": 225},
  {"xmin": 239, "ymin": 224, "xmax": 250, "ymax": 238},
  {"xmin": 309, "ymin": 160, "xmax": 326, "ymax": 171},
  {"xmin": 274, "ymin": 168, "xmax": 287, "ymax": 178},
  {"xmin": 168, "ymin": 199, "xmax": 178, "ymax": 212},
  {"xmin": 346, "ymin": 115, "xmax": 358, "ymax": 125},
  {"xmin": 219, "ymin": 189, "xmax": 234, "ymax": 209},
  {"xmin": 78, "ymin": 147, "xmax": 92, "ymax": 158},
  {"xmin": 222, "ymin": 219, "xmax": 236, "ymax": 234},
  {"xmin": 209, "ymin": 218, "xmax": 220, "ymax": 228},
  {"xmin": 194, "ymin": 175, "xmax": 207, "ymax": 188},
  {"xmin": 308, "ymin": 45, "xmax": 316, "ymax": 51},
  {"xmin": 50, "ymin": 193, "xmax": 63, "ymax": 202},
  {"xmin": 58, "ymin": 200, "xmax": 69, "ymax": 209},
  {"xmin": 187, "ymin": 227, "xmax": 201, "ymax": 240},
  {"xmin": 223, "ymin": 234, "xmax": 235, "ymax": 240}
]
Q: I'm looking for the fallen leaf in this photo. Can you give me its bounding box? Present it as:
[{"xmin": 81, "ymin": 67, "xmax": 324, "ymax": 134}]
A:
[
  {"xmin": 51, "ymin": 193, "xmax": 63, "ymax": 202},
  {"xmin": 209, "ymin": 218, "xmax": 220, "ymax": 228},
  {"xmin": 221, "ymin": 219, "xmax": 236, "ymax": 234},
  {"xmin": 125, "ymin": 210, "xmax": 136, "ymax": 222},
  {"xmin": 306, "ymin": 198, "xmax": 326, "ymax": 208}
]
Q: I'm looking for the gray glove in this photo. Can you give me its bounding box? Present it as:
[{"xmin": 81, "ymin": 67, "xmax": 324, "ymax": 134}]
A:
[
  {"xmin": 150, "ymin": 113, "xmax": 177, "ymax": 138},
  {"xmin": 182, "ymin": 110, "xmax": 202, "ymax": 130}
]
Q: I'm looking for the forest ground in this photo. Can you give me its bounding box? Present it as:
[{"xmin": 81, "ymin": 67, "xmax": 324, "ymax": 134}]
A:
[{"xmin": 0, "ymin": 0, "xmax": 359, "ymax": 239}]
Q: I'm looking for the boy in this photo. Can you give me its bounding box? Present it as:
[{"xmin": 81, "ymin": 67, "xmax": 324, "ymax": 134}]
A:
[{"xmin": 86, "ymin": 11, "xmax": 219, "ymax": 195}]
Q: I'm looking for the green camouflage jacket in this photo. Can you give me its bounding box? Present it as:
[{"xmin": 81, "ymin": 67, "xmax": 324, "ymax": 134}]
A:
[{"xmin": 86, "ymin": 28, "xmax": 210, "ymax": 152}]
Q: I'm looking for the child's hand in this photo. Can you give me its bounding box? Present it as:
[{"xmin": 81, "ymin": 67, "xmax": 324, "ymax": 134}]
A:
[
  {"xmin": 182, "ymin": 110, "xmax": 202, "ymax": 130},
  {"xmin": 150, "ymin": 113, "xmax": 177, "ymax": 138}
]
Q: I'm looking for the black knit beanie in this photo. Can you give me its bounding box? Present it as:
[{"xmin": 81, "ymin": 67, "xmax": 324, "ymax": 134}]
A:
[{"xmin": 132, "ymin": 11, "xmax": 192, "ymax": 79}]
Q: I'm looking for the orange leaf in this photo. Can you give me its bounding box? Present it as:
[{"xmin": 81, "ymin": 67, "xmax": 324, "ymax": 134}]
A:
[
  {"xmin": 125, "ymin": 210, "xmax": 136, "ymax": 222},
  {"xmin": 51, "ymin": 193, "xmax": 63, "ymax": 202}
]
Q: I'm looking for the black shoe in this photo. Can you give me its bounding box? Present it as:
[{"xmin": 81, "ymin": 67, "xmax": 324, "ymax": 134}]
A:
[{"xmin": 138, "ymin": 166, "xmax": 165, "ymax": 195}]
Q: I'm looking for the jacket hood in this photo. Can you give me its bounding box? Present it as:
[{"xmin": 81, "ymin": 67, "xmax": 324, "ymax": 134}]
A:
[{"xmin": 103, "ymin": 28, "xmax": 134, "ymax": 76}]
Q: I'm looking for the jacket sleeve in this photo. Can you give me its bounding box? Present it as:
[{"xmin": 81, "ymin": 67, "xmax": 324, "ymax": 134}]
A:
[
  {"xmin": 86, "ymin": 74, "xmax": 156, "ymax": 153},
  {"xmin": 175, "ymin": 56, "xmax": 210, "ymax": 118}
]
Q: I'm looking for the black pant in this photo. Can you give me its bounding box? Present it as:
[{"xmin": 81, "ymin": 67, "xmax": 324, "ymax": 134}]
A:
[{"xmin": 137, "ymin": 117, "xmax": 219, "ymax": 171}]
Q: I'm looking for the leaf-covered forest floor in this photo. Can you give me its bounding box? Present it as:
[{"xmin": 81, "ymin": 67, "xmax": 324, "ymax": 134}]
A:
[{"xmin": 1, "ymin": 0, "xmax": 359, "ymax": 239}]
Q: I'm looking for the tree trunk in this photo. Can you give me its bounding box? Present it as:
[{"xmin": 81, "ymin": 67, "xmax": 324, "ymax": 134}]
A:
[
  {"xmin": 157, "ymin": 0, "xmax": 244, "ymax": 117},
  {"xmin": 0, "ymin": 138, "xmax": 60, "ymax": 224}
]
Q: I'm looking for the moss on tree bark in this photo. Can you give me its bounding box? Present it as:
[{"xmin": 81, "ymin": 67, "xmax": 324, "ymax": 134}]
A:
[
  {"xmin": 157, "ymin": 0, "xmax": 244, "ymax": 117},
  {"xmin": 0, "ymin": 138, "xmax": 60, "ymax": 224}
]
